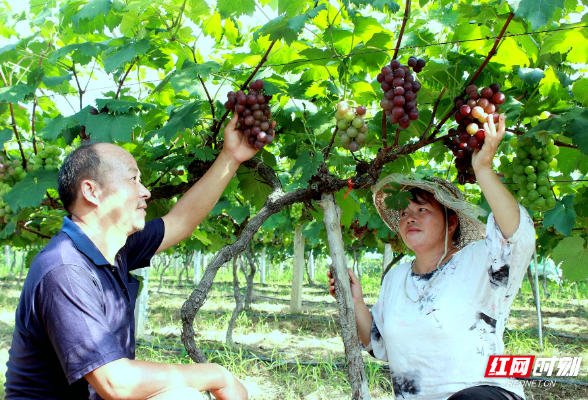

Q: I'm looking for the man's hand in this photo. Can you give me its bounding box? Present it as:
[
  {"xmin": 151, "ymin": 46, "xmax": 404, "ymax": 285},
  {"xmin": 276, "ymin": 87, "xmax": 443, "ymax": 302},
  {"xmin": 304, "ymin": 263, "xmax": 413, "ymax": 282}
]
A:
[
  {"xmin": 221, "ymin": 113, "xmax": 259, "ymax": 164},
  {"xmin": 210, "ymin": 367, "xmax": 248, "ymax": 400}
]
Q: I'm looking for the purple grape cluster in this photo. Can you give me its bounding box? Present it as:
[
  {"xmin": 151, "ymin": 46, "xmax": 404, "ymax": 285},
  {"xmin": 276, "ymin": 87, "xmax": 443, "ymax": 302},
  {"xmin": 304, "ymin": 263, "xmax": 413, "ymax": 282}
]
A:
[
  {"xmin": 377, "ymin": 56, "xmax": 425, "ymax": 130},
  {"xmin": 224, "ymin": 79, "xmax": 277, "ymax": 150}
]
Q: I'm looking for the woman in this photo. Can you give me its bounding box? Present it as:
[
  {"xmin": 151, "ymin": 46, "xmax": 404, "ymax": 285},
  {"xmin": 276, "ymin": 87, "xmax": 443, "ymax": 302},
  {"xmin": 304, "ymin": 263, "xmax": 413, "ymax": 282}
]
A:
[{"xmin": 328, "ymin": 114, "xmax": 535, "ymax": 400}]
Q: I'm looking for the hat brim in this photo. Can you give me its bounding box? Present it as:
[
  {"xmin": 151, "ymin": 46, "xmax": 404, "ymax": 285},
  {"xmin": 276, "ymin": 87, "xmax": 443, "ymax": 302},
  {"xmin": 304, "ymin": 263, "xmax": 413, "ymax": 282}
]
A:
[{"xmin": 372, "ymin": 174, "xmax": 487, "ymax": 249}]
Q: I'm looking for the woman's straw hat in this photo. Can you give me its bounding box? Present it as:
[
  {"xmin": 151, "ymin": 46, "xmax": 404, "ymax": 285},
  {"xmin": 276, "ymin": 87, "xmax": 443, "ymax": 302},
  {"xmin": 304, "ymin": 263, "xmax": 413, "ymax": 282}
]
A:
[{"xmin": 372, "ymin": 174, "xmax": 487, "ymax": 249}]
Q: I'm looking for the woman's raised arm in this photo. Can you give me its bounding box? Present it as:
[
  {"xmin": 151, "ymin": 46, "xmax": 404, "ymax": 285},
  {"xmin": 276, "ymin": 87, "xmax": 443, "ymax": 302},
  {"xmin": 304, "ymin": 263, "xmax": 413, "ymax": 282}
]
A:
[{"xmin": 472, "ymin": 114, "xmax": 520, "ymax": 239}]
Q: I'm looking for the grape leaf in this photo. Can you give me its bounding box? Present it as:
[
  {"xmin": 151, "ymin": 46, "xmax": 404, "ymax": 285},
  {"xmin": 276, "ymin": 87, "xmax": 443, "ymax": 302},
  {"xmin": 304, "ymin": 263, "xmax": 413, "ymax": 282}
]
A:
[
  {"xmin": 39, "ymin": 106, "xmax": 94, "ymax": 140},
  {"xmin": 253, "ymin": 15, "xmax": 299, "ymax": 45},
  {"xmin": 334, "ymin": 188, "xmax": 361, "ymax": 228},
  {"xmin": 4, "ymin": 170, "xmax": 58, "ymax": 212},
  {"xmin": 0, "ymin": 85, "xmax": 35, "ymax": 103},
  {"xmin": 49, "ymin": 43, "xmax": 98, "ymax": 64},
  {"xmin": 556, "ymin": 147, "xmax": 585, "ymax": 176},
  {"xmin": 286, "ymin": 3, "xmax": 326, "ymax": 33},
  {"xmin": 290, "ymin": 150, "xmax": 323, "ymax": 188},
  {"xmin": 507, "ymin": 0, "xmax": 564, "ymax": 30},
  {"xmin": 24, "ymin": 247, "xmax": 40, "ymax": 269},
  {"xmin": 572, "ymin": 78, "xmax": 588, "ymax": 107},
  {"xmin": 85, "ymin": 113, "xmax": 145, "ymax": 142},
  {"xmin": 165, "ymin": 60, "xmax": 221, "ymax": 94},
  {"xmin": 227, "ymin": 205, "xmax": 250, "ymax": 224},
  {"xmin": 543, "ymin": 195, "xmax": 576, "ymax": 236},
  {"xmin": 95, "ymin": 99, "xmax": 156, "ymax": 114},
  {"xmin": 302, "ymin": 221, "xmax": 323, "ymax": 245},
  {"xmin": 517, "ymin": 67, "xmax": 545, "ymax": 86},
  {"xmin": 146, "ymin": 101, "xmax": 202, "ymax": 142},
  {"xmin": 551, "ymin": 236, "xmax": 588, "ymax": 282},
  {"xmin": 306, "ymin": 109, "xmax": 334, "ymax": 133},
  {"xmin": 145, "ymin": 199, "xmax": 171, "ymax": 221},
  {"xmin": 217, "ymin": 0, "xmax": 255, "ymax": 18},
  {"xmin": 42, "ymin": 74, "xmax": 72, "ymax": 87},
  {"xmin": 0, "ymin": 128, "xmax": 12, "ymax": 148},
  {"xmin": 564, "ymin": 109, "xmax": 588, "ymax": 155},
  {"xmin": 103, "ymin": 39, "xmax": 150, "ymax": 73},
  {"xmin": 238, "ymin": 170, "xmax": 273, "ymax": 210},
  {"xmin": 382, "ymin": 183, "xmax": 412, "ymax": 211},
  {"xmin": 72, "ymin": 0, "xmax": 112, "ymax": 28},
  {"xmin": 191, "ymin": 147, "xmax": 217, "ymax": 162},
  {"xmin": 540, "ymin": 28, "xmax": 588, "ymax": 64},
  {"xmin": 350, "ymin": 0, "xmax": 400, "ymax": 13}
]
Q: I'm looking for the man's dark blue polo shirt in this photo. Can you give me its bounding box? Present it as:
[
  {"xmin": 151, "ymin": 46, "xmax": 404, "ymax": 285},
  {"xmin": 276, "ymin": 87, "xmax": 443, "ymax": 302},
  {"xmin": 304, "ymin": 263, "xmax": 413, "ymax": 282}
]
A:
[{"xmin": 5, "ymin": 216, "xmax": 165, "ymax": 399}]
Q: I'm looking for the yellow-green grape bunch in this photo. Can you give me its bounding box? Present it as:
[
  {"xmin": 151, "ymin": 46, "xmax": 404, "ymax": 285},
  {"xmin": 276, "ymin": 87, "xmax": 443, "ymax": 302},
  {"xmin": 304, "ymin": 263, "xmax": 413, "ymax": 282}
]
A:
[
  {"xmin": 335, "ymin": 101, "xmax": 369, "ymax": 152},
  {"xmin": 261, "ymin": 230, "xmax": 273, "ymax": 243},
  {"xmin": 0, "ymin": 156, "xmax": 27, "ymax": 183},
  {"xmin": 170, "ymin": 168, "xmax": 185, "ymax": 186},
  {"xmin": 0, "ymin": 179, "xmax": 14, "ymax": 224},
  {"xmin": 530, "ymin": 111, "xmax": 552, "ymax": 127},
  {"xmin": 499, "ymin": 135, "xmax": 559, "ymax": 213},
  {"xmin": 290, "ymin": 202, "xmax": 304, "ymax": 228},
  {"xmin": 30, "ymin": 143, "xmax": 63, "ymax": 172}
]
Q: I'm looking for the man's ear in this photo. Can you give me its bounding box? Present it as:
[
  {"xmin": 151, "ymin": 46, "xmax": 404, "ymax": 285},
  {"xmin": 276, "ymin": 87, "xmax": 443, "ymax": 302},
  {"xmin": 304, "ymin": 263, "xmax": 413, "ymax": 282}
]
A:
[
  {"xmin": 79, "ymin": 179, "xmax": 103, "ymax": 207},
  {"xmin": 448, "ymin": 214, "xmax": 459, "ymax": 232}
]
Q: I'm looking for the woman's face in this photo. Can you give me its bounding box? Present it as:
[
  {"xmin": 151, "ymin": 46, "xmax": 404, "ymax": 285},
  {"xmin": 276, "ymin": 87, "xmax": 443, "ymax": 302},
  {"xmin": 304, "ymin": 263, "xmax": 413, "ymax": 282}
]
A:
[{"xmin": 398, "ymin": 195, "xmax": 457, "ymax": 253}]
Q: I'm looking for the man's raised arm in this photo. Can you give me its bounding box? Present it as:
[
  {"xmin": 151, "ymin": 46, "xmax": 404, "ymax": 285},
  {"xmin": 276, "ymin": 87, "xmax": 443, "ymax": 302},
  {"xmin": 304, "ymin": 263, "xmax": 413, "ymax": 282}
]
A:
[{"xmin": 157, "ymin": 114, "xmax": 257, "ymax": 253}]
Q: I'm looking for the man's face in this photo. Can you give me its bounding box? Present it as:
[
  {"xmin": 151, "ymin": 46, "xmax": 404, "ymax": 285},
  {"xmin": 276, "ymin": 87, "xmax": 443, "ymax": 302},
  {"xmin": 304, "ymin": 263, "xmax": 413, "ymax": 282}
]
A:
[{"xmin": 94, "ymin": 144, "xmax": 151, "ymax": 236}]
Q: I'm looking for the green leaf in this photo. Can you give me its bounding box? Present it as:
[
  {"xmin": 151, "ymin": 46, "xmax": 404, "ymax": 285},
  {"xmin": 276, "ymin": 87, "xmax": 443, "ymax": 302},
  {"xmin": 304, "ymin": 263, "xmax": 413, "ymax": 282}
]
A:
[
  {"xmin": 39, "ymin": 106, "xmax": 94, "ymax": 140},
  {"xmin": 72, "ymin": 0, "xmax": 112, "ymax": 28},
  {"xmin": 290, "ymin": 150, "xmax": 323, "ymax": 187},
  {"xmin": 516, "ymin": 67, "xmax": 545, "ymax": 86},
  {"xmin": 49, "ymin": 43, "xmax": 98, "ymax": 64},
  {"xmin": 168, "ymin": 61, "xmax": 220, "ymax": 93},
  {"xmin": 0, "ymin": 85, "xmax": 35, "ymax": 103},
  {"xmin": 556, "ymin": 147, "xmax": 585, "ymax": 176},
  {"xmin": 0, "ymin": 128, "xmax": 12, "ymax": 148},
  {"xmin": 85, "ymin": 113, "xmax": 145, "ymax": 142},
  {"xmin": 302, "ymin": 220, "xmax": 323, "ymax": 245},
  {"xmin": 217, "ymin": 0, "xmax": 255, "ymax": 18},
  {"xmin": 564, "ymin": 110, "xmax": 588, "ymax": 155},
  {"xmin": 146, "ymin": 101, "xmax": 202, "ymax": 142},
  {"xmin": 572, "ymin": 78, "xmax": 588, "ymax": 107},
  {"xmin": 334, "ymin": 188, "xmax": 361, "ymax": 228},
  {"xmin": 350, "ymin": 0, "xmax": 400, "ymax": 13},
  {"xmin": 382, "ymin": 183, "xmax": 412, "ymax": 211},
  {"xmin": 191, "ymin": 147, "xmax": 218, "ymax": 162},
  {"xmin": 95, "ymin": 99, "xmax": 156, "ymax": 114},
  {"xmin": 4, "ymin": 170, "xmax": 58, "ymax": 212},
  {"xmin": 25, "ymin": 248, "xmax": 40, "ymax": 269},
  {"xmin": 146, "ymin": 199, "xmax": 171, "ymax": 221},
  {"xmin": 253, "ymin": 15, "xmax": 299, "ymax": 45},
  {"xmin": 543, "ymin": 195, "xmax": 576, "ymax": 236},
  {"xmin": 507, "ymin": 0, "xmax": 564, "ymax": 30},
  {"xmin": 42, "ymin": 74, "xmax": 73, "ymax": 87},
  {"xmin": 286, "ymin": 3, "xmax": 326, "ymax": 33},
  {"xmin": 103, "ymin": 39, "xmax": 149, "ymax": 74},
  {"xmin": 238, "ymin": 170, "xmax": 273, "ymax": 210},
  {"xmin": 305, "ymin": 109, "xmax": 334, "ymax": 133},
  {"xmin": 552, "ymin": 236, "xmax": 588, "ymax": 282},
  {"xmin": 227, "ymin": 205, "xmax": 250, "ymax": 224}
]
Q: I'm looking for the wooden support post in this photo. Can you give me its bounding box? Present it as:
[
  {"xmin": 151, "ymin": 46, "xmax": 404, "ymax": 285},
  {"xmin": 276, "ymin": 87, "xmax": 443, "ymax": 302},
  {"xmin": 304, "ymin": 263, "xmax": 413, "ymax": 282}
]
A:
[
  {"xmin": 193, "ymin": 251, "xmax": 202, "ymax": 285},
  {"xmin": 318, "ymin": 193, "xmax": 371, "ymax": 400},
  {"xmin": 260, "ymin": 247, "xmax": 266, "ymax": 284},
  {"xmin": 290, "ymin": 224, "xmax": 305, "ymax": 313},
  {"xmin": 134, "ymin": 265, "xmax": 150, "ymax": 339},
  {"xmin": 308, "ymin": 251, "xmax": 315, "ymax": 281}
]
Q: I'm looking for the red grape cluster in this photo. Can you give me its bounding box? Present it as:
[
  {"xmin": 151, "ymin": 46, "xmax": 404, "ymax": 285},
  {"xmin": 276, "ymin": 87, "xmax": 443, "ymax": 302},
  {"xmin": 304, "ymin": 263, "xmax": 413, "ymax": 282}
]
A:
[
  {"xmin": 224, "ymin": 79, "xmax": 277, "ymax": 150},
  {"xmin": 350, "ymin": 219, "xmax": 372, "ymax": 239},
  {"xmin": 446, "ymin": 83, "xmax": 505, "ymax": 184},
  {"xmin": 377, "ymin": 56, "xmax": 425, "ymax": 130}
]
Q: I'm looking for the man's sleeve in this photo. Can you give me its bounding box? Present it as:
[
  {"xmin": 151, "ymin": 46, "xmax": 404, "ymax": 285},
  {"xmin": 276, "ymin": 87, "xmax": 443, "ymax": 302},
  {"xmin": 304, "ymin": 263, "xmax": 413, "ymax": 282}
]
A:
[
  {"xmin": 124, "ymin": 218, "xmax": 165, "ymax": 271},
  {"xmin": 35, "ymin": 265, "xmax": 127, "ymax": 385}
]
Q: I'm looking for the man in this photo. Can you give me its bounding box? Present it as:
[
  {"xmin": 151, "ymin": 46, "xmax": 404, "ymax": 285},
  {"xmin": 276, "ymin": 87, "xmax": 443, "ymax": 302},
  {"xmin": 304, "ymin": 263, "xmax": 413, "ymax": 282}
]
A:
[{"xmin": 5, "ymin": 114, "xmax": 255, "ymax": 399}]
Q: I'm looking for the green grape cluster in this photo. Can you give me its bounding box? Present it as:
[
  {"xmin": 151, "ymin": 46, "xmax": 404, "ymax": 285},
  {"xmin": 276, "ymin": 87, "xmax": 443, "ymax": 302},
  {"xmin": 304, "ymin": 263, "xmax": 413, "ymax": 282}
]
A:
[
  {"xmin": 30, "ymin": 143, "xmax": 62, "ymax": 172},
  {"xmin": 500, "ymin": 136, "xmax": 559, "ymax": 213},
  {"xmin": 290, "ymin": 203, "xmax": 304, "ymax": 228},
  {"xmin": 261, "ymin": 230, "xmax": 273, "ymax": 243}
]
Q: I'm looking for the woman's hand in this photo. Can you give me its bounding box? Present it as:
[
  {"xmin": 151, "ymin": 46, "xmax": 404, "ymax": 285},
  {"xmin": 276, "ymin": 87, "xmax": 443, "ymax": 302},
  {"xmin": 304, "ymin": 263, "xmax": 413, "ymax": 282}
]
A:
[
  {"xmin": 472, "ymin": 113, "xmax": 506, "ymax": 173},
  {"xmin": 327, "ymin": 268, "xmax": 365, "ymax": 306}
]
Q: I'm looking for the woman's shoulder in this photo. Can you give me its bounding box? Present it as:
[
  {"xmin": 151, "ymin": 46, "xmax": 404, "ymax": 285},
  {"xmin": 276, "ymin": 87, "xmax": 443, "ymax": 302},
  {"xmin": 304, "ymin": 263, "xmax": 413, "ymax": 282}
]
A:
[{"xmin": 382, "ymin": 261, "xmax": 412, "ymax": 285}]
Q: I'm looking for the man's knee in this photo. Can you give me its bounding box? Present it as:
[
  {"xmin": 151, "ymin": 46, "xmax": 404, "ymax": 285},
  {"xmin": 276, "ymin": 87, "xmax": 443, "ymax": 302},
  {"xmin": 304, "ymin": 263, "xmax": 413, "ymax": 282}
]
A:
[{"xmin": 148, "ymin": 387, "xmax": 204, "ymax": 400}]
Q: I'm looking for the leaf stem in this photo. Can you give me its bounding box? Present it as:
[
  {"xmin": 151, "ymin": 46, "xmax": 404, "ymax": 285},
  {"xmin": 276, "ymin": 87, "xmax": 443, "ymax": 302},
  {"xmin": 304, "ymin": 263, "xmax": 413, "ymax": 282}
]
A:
[{"xmin": 115, "ymin": 59, "xmax": 137, "ymax": 99}]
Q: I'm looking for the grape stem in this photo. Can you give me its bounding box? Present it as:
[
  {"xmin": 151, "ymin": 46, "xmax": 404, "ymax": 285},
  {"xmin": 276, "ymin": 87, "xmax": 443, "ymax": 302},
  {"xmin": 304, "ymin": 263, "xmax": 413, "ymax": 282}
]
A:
[
  {"xmin": 382, "ymin": 114, "xmax": 388, "ymax": 149},
  {"xmin": 465, "ymin": 13, "xmax": 515, "ymax": 88},
  {"xmin": 149, "ymin": 168, "xmax": 172, "ymax": 189},
  {"xmin": 393, "ymin": 127, "xmax": 401, "ymax": 148},
  {"xmin": 210, "ymin": 40, "xmax": 277, "ymax": 145},
  {"xmin": 71, "ymin": 63, "xmax": 84, "ymax": 110},
  {"xmin": 393, "ymin": 0, "xmax": 412, "ymax": 60},
  {"xmin": 324, "ymin": 126, "xmax": 339, "ymax": 158},
  {"xmin": 115, "ymin": 58, "xmax": 137, "ymax": 100},
  {"xmin": 20, "ymin": 224, "xmax": 51, "ymax": 240},
  {"xmin": 0, "ymin": 69, "xmax": 28, "ymax": 168},
  {"xmin": 554, "ymin": 140, "xmax": 577, "ymax": 149},
  {"xmin": 424, "ymin": 86, "xmax": 447, "ymax": 140}
]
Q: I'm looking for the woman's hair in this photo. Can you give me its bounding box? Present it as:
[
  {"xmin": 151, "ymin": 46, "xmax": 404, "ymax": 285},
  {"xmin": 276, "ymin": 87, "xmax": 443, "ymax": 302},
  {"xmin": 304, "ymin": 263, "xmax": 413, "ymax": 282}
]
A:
[{"xmin": 407, "ymin": 187, "xmax": 461, "ymax": 244}]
